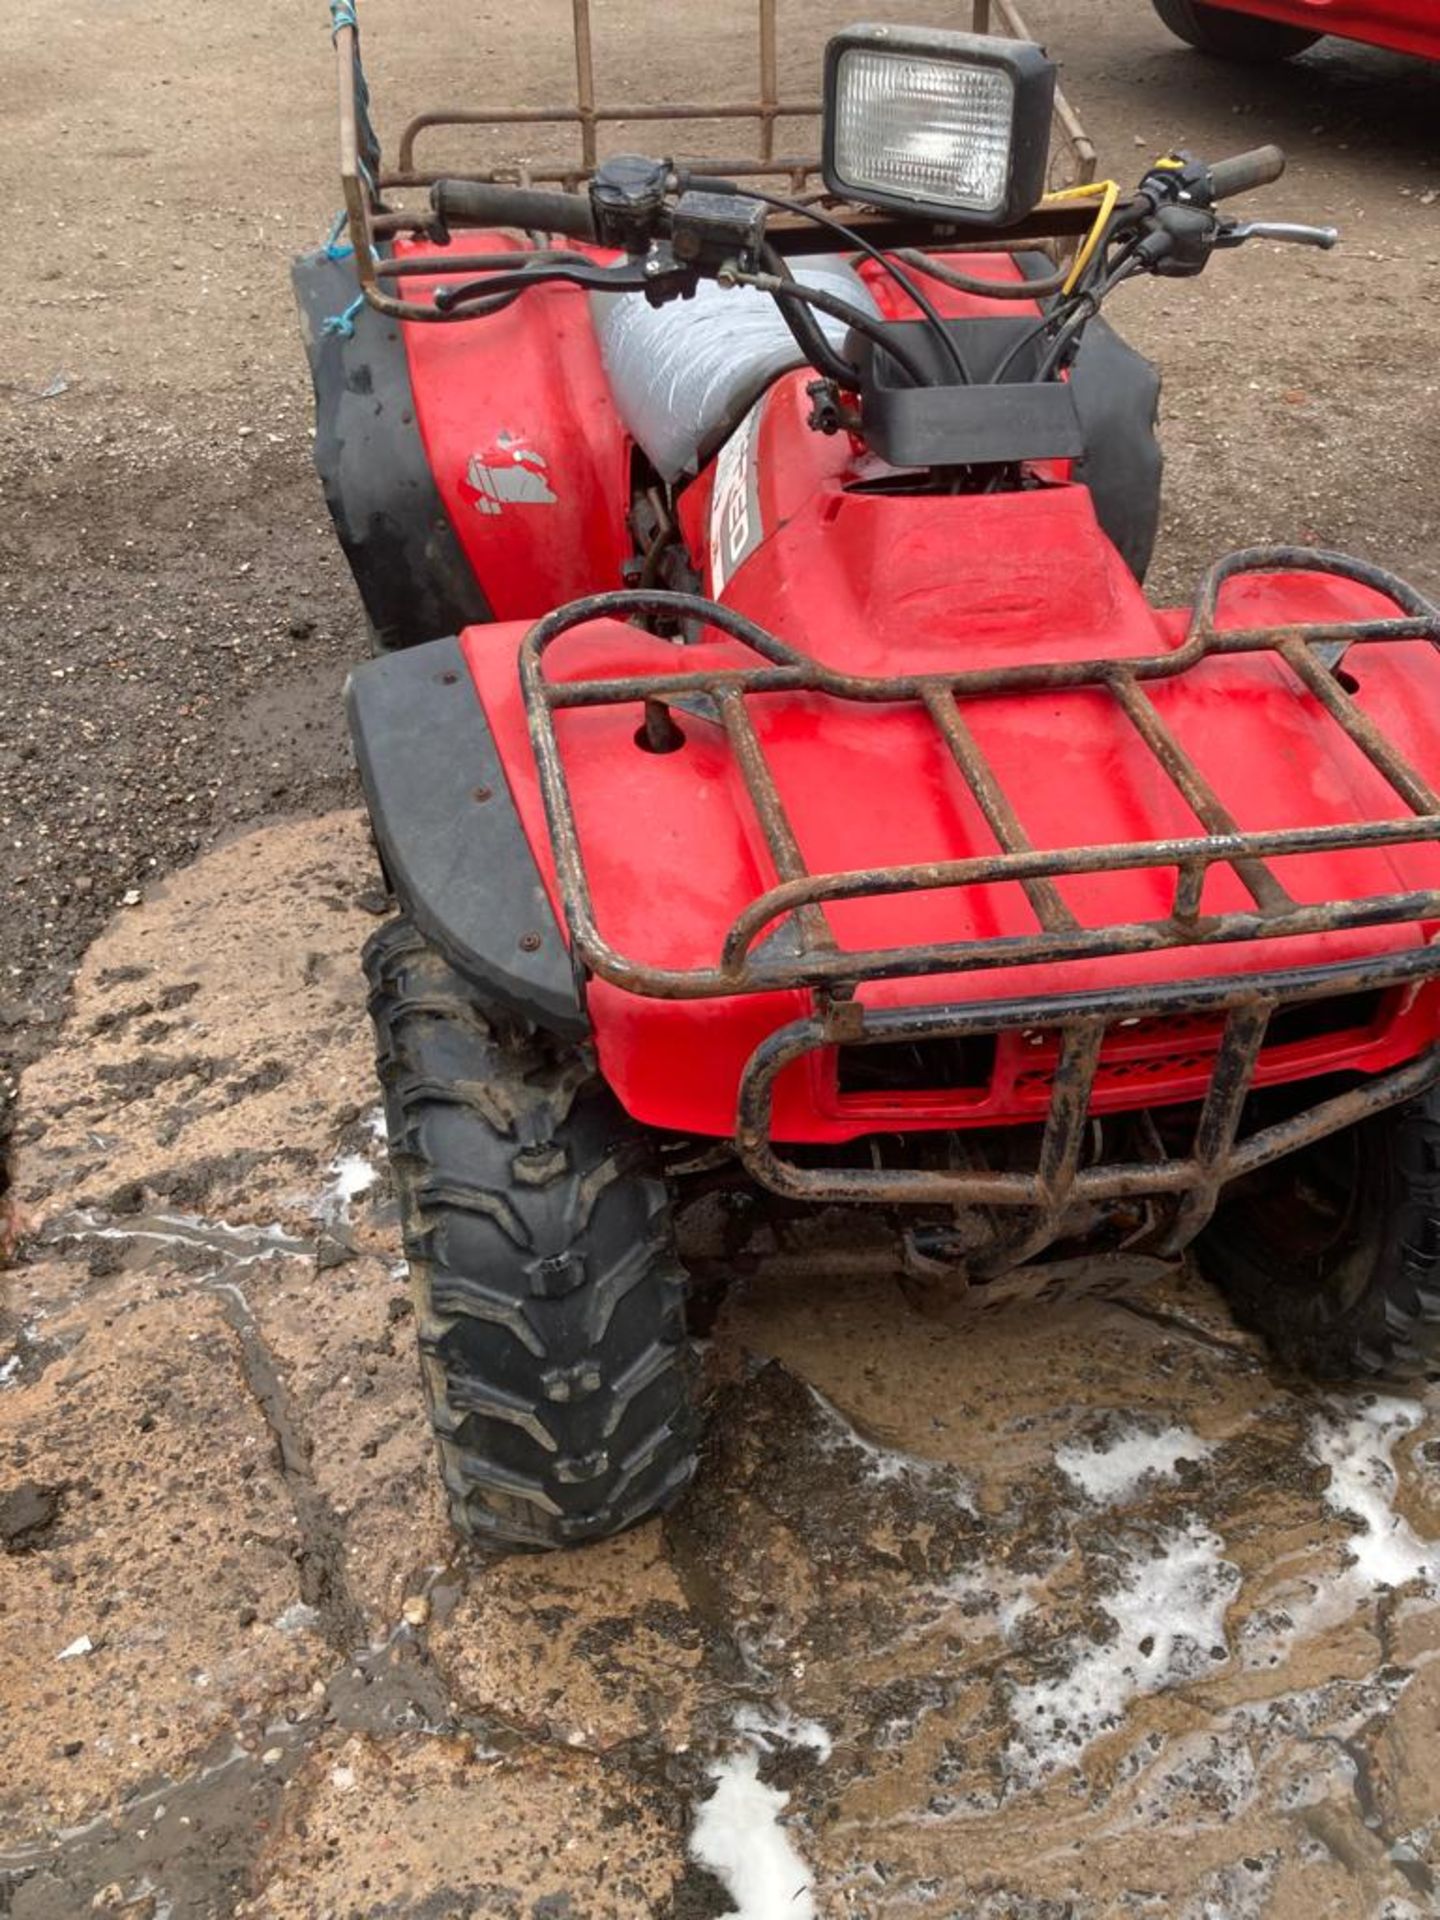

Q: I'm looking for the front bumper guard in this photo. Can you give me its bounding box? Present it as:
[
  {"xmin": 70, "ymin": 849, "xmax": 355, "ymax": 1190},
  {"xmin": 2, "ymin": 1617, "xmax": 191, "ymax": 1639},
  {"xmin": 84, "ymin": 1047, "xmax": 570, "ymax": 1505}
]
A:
[{"xmin": 735, "ymin": 946, "xmax": 1440, "ymax": 1265}]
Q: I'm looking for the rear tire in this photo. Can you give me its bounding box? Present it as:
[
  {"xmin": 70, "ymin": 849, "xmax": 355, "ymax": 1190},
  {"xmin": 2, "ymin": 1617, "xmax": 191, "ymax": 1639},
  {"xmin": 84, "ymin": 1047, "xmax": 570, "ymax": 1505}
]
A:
[
  {"xmin": 1196, "ymin": 1085, "xmax": 1440, "ymax": 1381},
  {"xmin": 1152, "ymin": 0, "xmax": 1319, "ymax": 60},
  {"xmin": 365, "ymin": 918, "xmax": 699, "ymax": 1547}
]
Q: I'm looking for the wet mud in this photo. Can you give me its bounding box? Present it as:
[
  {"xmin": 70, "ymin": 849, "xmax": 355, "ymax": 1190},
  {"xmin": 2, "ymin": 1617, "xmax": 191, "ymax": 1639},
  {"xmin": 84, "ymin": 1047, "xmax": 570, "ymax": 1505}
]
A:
[{"xmin": 2, "ymin": 814, "xmax": 1437, "ymax": 1915}]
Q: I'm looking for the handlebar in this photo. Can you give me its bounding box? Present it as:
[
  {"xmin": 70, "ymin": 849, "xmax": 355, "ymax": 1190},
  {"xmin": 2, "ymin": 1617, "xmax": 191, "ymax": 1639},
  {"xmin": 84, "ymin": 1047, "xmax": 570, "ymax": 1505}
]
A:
[
  {"xmin": 1207, "ymin": 145, "xmax": 1286, "ymax": 203},
  {"xmin": 431, "ymin": 147, "xmax": 1289, "ymax": 257},
  {"xmin": 431, "ymin": 179, "xmax": 597, "ymax": 242},
  {"xmin": 422, "ymin": 141, "xmax": 1316, "ymax": 361}
]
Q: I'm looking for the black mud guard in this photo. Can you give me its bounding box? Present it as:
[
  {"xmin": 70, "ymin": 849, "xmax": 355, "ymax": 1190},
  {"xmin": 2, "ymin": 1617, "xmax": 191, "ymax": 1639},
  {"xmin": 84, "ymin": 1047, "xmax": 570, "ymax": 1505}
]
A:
[
  {"xmin": 347, "ymin": 637, "xmax": 587, "ymax": 1039},
  {"xmin": 293, "ymin": 249, "xmax": 493, "ymax": 651},
  {"xmin": 1010, "ymin": 254, "xmax": 1163, "ymax": 583},
  {"xmin": 1067, "ymin": 317, "xmax": 1164, "ymax": 585}
]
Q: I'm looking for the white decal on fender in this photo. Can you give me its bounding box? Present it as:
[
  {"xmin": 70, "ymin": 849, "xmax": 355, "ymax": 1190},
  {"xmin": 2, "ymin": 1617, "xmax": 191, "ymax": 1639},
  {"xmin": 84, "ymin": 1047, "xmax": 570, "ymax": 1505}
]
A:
[
  {"xmin": 708, "ymin": 400, "xmax": 765, "ymax": 592},
  {"xmin": 466, "ymin": 430, "xmax": 557, "ymax": 515}
]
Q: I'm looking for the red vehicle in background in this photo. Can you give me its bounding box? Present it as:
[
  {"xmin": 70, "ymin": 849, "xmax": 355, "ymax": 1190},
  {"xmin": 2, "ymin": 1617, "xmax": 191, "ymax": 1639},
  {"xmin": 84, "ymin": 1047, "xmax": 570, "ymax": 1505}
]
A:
[{"xmin": 1155, "ymin": 0, "xmax": 1440, "ymax": 61}]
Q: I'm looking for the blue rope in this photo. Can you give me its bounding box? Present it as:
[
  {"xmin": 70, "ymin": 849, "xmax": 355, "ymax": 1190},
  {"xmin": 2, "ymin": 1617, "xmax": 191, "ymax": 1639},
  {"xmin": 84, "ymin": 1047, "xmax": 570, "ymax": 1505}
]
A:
[
  {"xmin": 324, "ymin": 0, "xmax": 368, "ymax": 333},
  {"xmin": 323, "ymin": 211, "xmax": 354, "ymax": 261},
  {"xmin": 322, "ymin": 293, "xmax": 365, "ymax": 340}
]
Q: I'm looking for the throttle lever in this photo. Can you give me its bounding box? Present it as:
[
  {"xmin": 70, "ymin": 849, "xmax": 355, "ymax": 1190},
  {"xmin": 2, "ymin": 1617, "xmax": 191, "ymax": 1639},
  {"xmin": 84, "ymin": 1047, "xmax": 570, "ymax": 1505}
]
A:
[{"xmin": 1217, "ymin": 220, "xmax": 1340, "ymax": 251}]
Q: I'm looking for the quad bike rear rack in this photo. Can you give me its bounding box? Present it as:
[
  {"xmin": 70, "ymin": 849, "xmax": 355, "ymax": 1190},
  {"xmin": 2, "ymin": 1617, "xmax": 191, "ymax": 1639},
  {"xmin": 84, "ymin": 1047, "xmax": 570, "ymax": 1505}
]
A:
[
  {"xmin": 519, "ymin": 548, "xmax": 1440, "ymax": 1259},
  {"xmin": 330, "ymin": 0, "xmax": 1098, "ymax": 324}
]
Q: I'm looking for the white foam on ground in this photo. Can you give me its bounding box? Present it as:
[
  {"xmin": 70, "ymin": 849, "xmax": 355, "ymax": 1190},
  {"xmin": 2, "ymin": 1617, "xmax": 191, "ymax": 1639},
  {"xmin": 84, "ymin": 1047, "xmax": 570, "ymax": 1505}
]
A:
[
  {"xmin": 320, "ymin": 1154, "xmax": 376, "ymax": 1219},
  {"xmin": 807, "ymin": 1384, "xmax": 973, "ymax": 1504},
  {"xmin": 77, "ymin": 1212, "xmax": 307, "ymax": 1266},
  {"xmin": 929, "ymin": 1567, "xmax": 1040, "ymax": 1648},
  {"xmin": 1007, "ymin": 1522, "xmax": 1239, "ymax": 1786},
  {"xmin": 998, "ymin": 1589, "xmax": 1038, "ymax": 1641},
  {"xmin": 274, "ymin": 1602, "xmax": 324, "ymax": 1635},
  {"xmin": 317, "ymin": 1111, "xmax": 385, "ymax": 1224},
  {"xmin": 0, "ymin": 1353, "xmax": 20, "ymax": 1389},
  {"xmin": 1311, "ymin": 1396, "xmax": 1436, "ymax": 1591},
  {"xmin": 732, "ymin": 1703, "xmax": 833, "ymax": 1762},
  {"xmin": 690, "ymin": 1749, "xmax": 816, "ymax": 1920},
  {"xmin": 1056, "ymin": 1424, "xmax": 1213, "ymax": 1504}
]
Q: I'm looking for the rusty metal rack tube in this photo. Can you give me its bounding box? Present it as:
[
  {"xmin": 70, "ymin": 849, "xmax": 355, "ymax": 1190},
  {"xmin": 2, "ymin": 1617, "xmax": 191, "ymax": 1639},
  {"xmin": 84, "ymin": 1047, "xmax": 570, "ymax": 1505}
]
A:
[
  {"xmin": 519, "ymin": 548, "xmax": 1440, "ymax": 1004},
  {"xmin": 388, "ymin": 0, "xmax": 1089, "ymax": 184},
  {"xmin": 732, "ymin": 950, "xmax": 1440, "ymax": 1223},
  {"xmin": 332, "ymin": 0, "xmax": 1096, "ymax": 321}
]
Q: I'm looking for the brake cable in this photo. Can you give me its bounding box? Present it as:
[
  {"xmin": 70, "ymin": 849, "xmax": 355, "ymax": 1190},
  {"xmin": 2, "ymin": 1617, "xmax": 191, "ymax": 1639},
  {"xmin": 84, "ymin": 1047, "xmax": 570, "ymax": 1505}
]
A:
[
  {"xmin": 744, "ymin": 249, "xmax": 935, "ymax": 387},
  {"xmin": 895, "ymin": 178, "xmax": 1120, "ymax": 305},
  {"xmin": 1032, "ymin": 255, "xmax": 1146, "ymax": 382},
  {"xmin": 984, "ymin": 222, "xmax": 1141, "ymax": 387},
  {"xmin": 753, "ymin": 242, "xmax": 866, "ymax": 389},
  {"xmin": 432, "ymin": 227, "xmax": 934, "ymax": 387},
  {"xmin": 896, "ymin": 249, "xmax": 1072, "ymax": 302},
  {"xmin": 685, "ymin": 175, "xmax": 971, "ymax": 386}
]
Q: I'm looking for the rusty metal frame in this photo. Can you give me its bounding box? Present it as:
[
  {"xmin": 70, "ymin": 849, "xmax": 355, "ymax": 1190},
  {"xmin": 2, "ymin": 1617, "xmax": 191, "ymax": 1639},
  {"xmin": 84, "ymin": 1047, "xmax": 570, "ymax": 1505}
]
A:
[
  {"xmin": 521, "ymin": 549, "xmax": 1440, "ymax": 1003},
  {"xmin": 735, "ymin": 956, "xmax": 1440, "ymax": 1262},
  {"xmin": 333, "ymin": 0, "xmax": 1097, "ymax": 322},
  {"xmin": 519, "ymin": 547, "xmax": 1440, "ymax": 1239}
]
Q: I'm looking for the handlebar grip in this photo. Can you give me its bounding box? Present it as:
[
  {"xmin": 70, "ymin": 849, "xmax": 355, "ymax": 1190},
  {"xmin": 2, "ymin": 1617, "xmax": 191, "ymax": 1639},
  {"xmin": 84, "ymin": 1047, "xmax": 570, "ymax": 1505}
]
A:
[
  {"xmin": 1207, "ymin": 145, "xmax": 1286, "ymax": 203},
  {"xmin": 430, "ymin": 179, "xmax": 598, "ymax": 241}
]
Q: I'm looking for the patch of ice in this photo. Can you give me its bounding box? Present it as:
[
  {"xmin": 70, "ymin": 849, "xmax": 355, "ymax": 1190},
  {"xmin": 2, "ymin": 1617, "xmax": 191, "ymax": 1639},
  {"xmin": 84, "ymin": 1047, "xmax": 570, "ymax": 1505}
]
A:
[
  {"xmin": 1311, "ymin": 1396, "xmax": 1436, "ymax": 1591},
  {"xmin": 733, "ymin": 1703, "xmax": 833, "ymax": 1762},
  {"xmin": 1007, "ymin": 1523, "xmax": 1239, "ymax": 1786},
  {"xmin": 1235, "ymin": 1575, "xmax": 1358, "ymax": 1672},
  {"xmin": 1056, "ymin": 1424, "xmax": 1213, "ymax": 1504},
  {"xmin": 1226, "ymin": 1663, "xmax": 1412, "ymax": 1753},
  {"xmin": 0, "ymin": 1353, "xmax": 20, "ymax": 1389},
  {"xmin": 690, "ymin": 1749, "xmax": 816, "ymax": 1920},
  {"xmin": 0, "ymin": 1745, "xmax": 252, "ymax": 1871},
  {"xmin": 929, "ymin": 1566, "xmax": 1040, "ymax": 1648}
]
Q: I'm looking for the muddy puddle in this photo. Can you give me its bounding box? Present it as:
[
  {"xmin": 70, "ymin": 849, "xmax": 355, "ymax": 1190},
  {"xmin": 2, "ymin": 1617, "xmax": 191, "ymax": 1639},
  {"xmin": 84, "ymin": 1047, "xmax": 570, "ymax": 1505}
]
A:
[{"xmin": 2, "ymin": 814, "xmax": 1438, "ymax": 1917}]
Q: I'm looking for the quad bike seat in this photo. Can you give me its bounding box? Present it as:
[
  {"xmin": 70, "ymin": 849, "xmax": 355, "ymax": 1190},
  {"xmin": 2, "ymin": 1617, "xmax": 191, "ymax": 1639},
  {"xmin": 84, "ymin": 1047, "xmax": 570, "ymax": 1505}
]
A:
[{"xmin": 591, "ymin": 256, "xmax": 880, "ymax": 482}]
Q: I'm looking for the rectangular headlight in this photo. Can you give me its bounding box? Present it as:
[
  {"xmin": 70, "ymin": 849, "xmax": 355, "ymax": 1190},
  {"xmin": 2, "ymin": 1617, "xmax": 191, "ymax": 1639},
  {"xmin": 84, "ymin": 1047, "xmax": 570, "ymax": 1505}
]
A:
[{"xmin": 822, "ymin": 25, "xmax": 1057, "ymax": 227}]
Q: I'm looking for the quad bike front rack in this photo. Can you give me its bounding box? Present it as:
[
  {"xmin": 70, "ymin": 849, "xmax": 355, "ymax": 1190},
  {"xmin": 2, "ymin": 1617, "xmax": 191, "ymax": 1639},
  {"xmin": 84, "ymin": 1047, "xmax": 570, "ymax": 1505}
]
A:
[
  {"xmin": 519, "ymin": 549, "xmax": 1440, "ymax": 1262},
  {"xmin": 329, "ymin": 0, "xmax": 1098, "ymax": 324}
]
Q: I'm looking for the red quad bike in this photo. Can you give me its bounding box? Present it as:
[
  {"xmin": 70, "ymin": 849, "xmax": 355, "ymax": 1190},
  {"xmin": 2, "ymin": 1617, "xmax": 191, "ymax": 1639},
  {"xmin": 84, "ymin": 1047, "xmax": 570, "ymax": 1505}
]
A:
[
  {"xmin": 1152, "ymin": 0, "xmax": 1440, "ymax": 63},
  {"xmin": 297, "ymin": 1, "xmax": 1440, "ymax": 1548}
]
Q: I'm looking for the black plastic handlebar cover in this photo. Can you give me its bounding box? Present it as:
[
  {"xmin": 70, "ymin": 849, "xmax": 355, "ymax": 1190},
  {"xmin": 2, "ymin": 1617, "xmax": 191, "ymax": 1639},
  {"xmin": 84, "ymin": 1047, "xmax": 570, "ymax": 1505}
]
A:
[
  {"xmin": 1208, "ymin": 146, "xmax": 1286, "ymax": 202},
  {"xmin": 430, "ymin": 179, "xmax": 598, "ymax": 241}
]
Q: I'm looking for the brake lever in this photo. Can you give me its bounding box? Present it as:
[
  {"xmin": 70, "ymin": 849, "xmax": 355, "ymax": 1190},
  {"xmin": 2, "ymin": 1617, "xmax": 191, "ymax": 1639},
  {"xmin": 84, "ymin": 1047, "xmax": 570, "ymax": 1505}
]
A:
[
  {"xmin": 435, "ymin": 249, "xmax": 698, "ymax": 313},
  {"xmin": 1216, "ymin": 220, "xmax": 1340, "ymax": 252}
]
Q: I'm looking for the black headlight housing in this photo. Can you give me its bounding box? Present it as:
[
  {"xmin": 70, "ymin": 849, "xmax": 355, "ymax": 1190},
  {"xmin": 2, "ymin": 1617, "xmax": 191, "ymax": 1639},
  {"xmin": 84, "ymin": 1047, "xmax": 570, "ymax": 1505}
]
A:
[{"xmin": 822, "ymin": 23, "xmax": 1057, "ymax": 228}]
